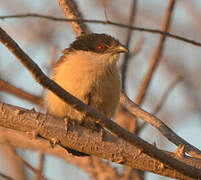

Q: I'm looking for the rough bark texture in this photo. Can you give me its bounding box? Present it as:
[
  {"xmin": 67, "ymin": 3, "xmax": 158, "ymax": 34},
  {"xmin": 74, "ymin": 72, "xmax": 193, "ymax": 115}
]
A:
[{"xmin": 0, "ymin": 102, "xmax": 201, "ymax": 179}]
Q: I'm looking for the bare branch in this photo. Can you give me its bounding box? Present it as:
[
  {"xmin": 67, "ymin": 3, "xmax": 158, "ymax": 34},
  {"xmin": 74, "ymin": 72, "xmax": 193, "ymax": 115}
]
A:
[
  {"xmin": 128, "ymin": 36, "xmax": 145, "ymax": 57},
  {"xmin": 135, "ymin": 0, "xmax": 176, "ymax": 105},
  {"xmin": 137, "ymin": 75, "xmax": 183, "ymax": 133},
  {"xmin": 102, "ymin": 0, "xmax": 109, "ymax": 22},
  {"xmin": 1, "ymin": 13, "xmax": 201, "ymax": 47},
  {"xmin": 58, "ymin": 0, "xmax": 90, "ymax": 36},
  {"xmin": 87, "ymin": 157, "xmax": 120, "ymax": 180},
  {"xmin": 0, "ymin": 144, "xmax": 26, "ymax": 180},
  {"xmin": 35, "ymin": 154, "xmax": 45, "ymax": 180},
  {"xmin": 152, "ymin": 75, "xmax": 183, "ymax": 115},
  {"xmin": 0, "ymin": 172, "xmax": 14, "ymax": 180},
  {"xmin": 0, "ymin": 78, "xmax": 41, "ymax": 105},
  {"xmin": 120, "ymin": 92, "xmax": 201, "ymax": 159},
  {"xmin": 3, "ymin": 138, "xmax": 48, "ymax": 180},
  {"xmin": 0, "ymin": 102, "xmax": 201, "ymax": 179},
  {"xmin": 121, "ymin": 0, "xmax": 138, "ymax": 90}
]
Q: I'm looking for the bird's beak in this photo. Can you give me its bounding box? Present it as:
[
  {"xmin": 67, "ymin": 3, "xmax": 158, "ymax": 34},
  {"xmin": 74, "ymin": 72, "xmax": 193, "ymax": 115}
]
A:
[{"xmin": 114, "ymin": 44, "xmax": 129, "ymax": 54}]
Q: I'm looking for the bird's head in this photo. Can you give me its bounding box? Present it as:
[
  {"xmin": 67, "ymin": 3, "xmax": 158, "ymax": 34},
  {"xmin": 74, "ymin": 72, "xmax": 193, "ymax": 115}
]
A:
[{"xmin": 64, "ymin": 33, "xmax": 128, "ymax": 66}]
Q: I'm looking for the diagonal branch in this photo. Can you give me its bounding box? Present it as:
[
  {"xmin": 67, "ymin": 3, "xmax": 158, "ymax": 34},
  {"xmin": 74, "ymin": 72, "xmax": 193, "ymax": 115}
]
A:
[
  {"xmin": 135, "ymin": 0, "xmax": 176, "ymax": 105},
  {"xmin": 152, "ymin": 75, "xmax": 183, "ymax": 115},
  {"xmin": 120, "ymin": 92, "xmax": 201, "ymax": 159},
  {"xmin": 137, "ymin": 75, "xmax": 183, "ymax": 133},
  {"xmin": 0, "ymin": 172, "xmax": 14, "ymax": 180},
  {"xmin": 0, "ymin": 78, "xmax": 41, "ymax": 105},
  {"xmin": 3, "ymin": 138, "xmax": 48, "ymax": 180}
]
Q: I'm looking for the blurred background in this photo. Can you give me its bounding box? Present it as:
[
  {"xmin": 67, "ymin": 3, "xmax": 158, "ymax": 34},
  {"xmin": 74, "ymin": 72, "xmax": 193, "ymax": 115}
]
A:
[{"xmin": 0, "ymin": 0, "xmax": 201, "ymax": 179}]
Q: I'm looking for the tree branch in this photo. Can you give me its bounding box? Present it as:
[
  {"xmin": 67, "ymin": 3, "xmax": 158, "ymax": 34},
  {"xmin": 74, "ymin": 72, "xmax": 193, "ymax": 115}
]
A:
[
  {"xmin": 0, "ymin": 78, "xmax": 41, "ymax": 105},
  {"xmin": 137, "ymin": 75, "xmax": 183, "ymax": 133},
  {"xmin": 135, "ymin": 0, "xmax": 176, "ymax": 105},
  {"xmin": 120, "ymin": 92, "xmax": 201, "ymax": 159},
  {"xmin": 152, "ymin": 74, "xmax": 183, "ymax": 115},
  {"xmin": 58, "ymin": 0, "xmax": 90, "ymax": 36},
  {"xmin": 0, "ymin": 102, "xmax": 201, "ymax": 179},
  {"xmin": 3, "ymin": 139, "xmax": 48, "ymax": 180},
  {"xmin": 35, "ymin": 154, "xmax": 45, "ymax": 180},
  {"xmin": 1, "ymin": 13, "xmax": 201, "ymax": 47},
  {"xmin": 121, "ymin": 0, "xmax": 138, "ymax": 91},
  {"xmin": 0, "ymin": 172, "xmax": 14, "ymax": 180}
]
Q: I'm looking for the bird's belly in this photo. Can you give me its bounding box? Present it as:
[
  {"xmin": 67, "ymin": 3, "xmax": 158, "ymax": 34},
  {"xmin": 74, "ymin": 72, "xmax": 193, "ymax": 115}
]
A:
[{"xmin": 46, "ymin": 61, "xmax": 121, "ymax": 121}]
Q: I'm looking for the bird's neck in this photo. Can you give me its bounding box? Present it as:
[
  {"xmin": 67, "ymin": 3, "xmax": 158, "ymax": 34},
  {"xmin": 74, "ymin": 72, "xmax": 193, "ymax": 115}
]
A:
[{"xmin": 65, "ymin": 50, "xmax": 119, "ymax": 69}]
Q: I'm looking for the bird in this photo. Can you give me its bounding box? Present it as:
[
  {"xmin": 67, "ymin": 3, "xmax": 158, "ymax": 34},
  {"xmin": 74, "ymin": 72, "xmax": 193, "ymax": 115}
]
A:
[{"xmin": 45, "ymin": 33, "xmax": 128, "ymax": 156}]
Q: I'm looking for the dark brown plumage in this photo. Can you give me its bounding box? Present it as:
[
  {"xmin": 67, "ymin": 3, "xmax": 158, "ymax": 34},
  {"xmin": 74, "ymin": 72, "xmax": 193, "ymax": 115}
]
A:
[{"xmin": 68, "ymin": 33, "xmax": 119, "ymax": 52}]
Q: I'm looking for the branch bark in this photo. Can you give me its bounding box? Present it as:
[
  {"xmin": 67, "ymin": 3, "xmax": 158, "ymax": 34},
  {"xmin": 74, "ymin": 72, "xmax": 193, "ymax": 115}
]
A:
[
  {"xmin": 58, "ymin": 0, "xmax": 90, "ymax": 36},
  {"xmin": 0, "ymin": 102, "xmax": 201, "ymax": 180}
]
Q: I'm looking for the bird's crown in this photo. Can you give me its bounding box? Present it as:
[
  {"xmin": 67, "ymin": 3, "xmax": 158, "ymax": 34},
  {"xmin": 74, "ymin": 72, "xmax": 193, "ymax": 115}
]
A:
[{"xmin": 68, "ymin": 33, "xmax": 120, "ymax": 53}]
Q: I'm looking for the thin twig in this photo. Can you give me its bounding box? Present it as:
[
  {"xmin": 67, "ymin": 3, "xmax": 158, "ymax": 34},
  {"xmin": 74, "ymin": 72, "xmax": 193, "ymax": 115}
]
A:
[
  {"xmin": 120, "ymin": 1, "xmax": 142, "ymax": 179},
  {"xmin": 0, "ymin": 144, "xmax": 26, "ymax": 180},
  {"xmin": 58, "ymin": 0, "xmax": 90, "ymax": 36},
  {"xmin": 119, "ymin": 36, "xmax": 144, "ymax": 71},
  {"xmin": 0, "ymin": 27, "xmax": 201, "ymax": 179},
  {"xmin": 121, "ymin": 0, "xmax": 138, "ymax": 91},
  {"xmin": 102, "ymin": 0, "xmax": 109, "ymax": 22},
  {"xmin": 120, "ymin": 91, "xmax": 201, "ymax": 159},
  {"xmin": 4, "ymin": 139, "xmax": 48, "ymax": 180},
  {"xmin": 40, "ymin": 46, "xmax": 58, "ymax": 101},
  {"xmin": 181, "ymin": 0, "xmax": 201, "ymax": 30},
  {"xmin": 153, "ymin": 75, "xmax": 183, "ymax": 115},
  {"xmin": 135, "ymin": 0, "xmax": 176, "ymax": 105},
  {"xmin": 0, "ymin": 172, "xmax": 14, "ymax": 180},
  {"xmin": 0, "ymin": 13, "xmax": 201, "ymax": 47},
  {"xmin": 46, "ymin": 46, "xmax": 58, "ymax": 76},
  {"xmin": 88, "ymin": 156, "xmax": 120, "ymax": 180},
  {"xmin": 137, "ymin": 75, "xmax": 183, "ymax": 133},
  {"xmin": 35, "ymin": 154, "xmax": 45, "ymax": 180},
  {"xmin": 0, "ymin": 78, "xmax": 42, "ymax": 105},
  {"xmin": 129, "ymin": 36, "xmax": 145, "ymax": 57}
]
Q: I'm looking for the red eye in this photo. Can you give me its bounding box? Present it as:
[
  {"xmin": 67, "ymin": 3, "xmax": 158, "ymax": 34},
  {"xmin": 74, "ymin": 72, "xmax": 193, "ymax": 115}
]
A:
[{"xmin": 98, "ymin": 44, "xmax": 105, "ymax": 51}]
